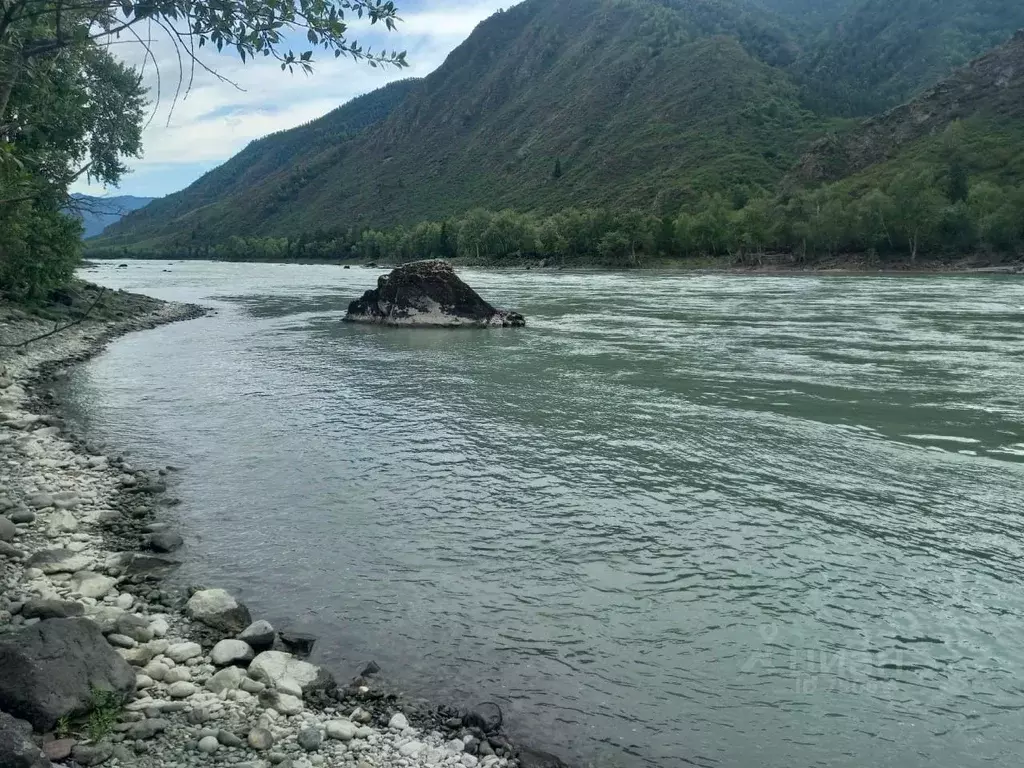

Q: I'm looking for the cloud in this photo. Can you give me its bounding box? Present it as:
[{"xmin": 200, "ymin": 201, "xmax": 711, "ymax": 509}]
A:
[{"xmin": 75, "ymin": 0, "xmax": 510, "ymax": 198}]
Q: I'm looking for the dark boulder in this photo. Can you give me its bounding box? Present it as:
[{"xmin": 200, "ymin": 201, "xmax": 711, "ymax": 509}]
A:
[
  {"xmin": 0, "ymin": 618, "xmax": 135, "ymax": 730},
  {"xmin": 344, "ymin": 260, "xmax": 525, "ymax": 327},
  {"xmin": 146, "ymin": 530, "xmax": 184, "ymax": 553},
  {"xmin": 517, "ymin": 746, "xmax": 572, "ymax": 768},
  {"xmin": 20, "ymin": 598, "xmax": 85, "ymax": 620},
  {"xmin": 0, "ymin": 712, "xmax": 48, "ymax": 768},
  {"xmin": 462, "ymin": 702, "xmax": 503, "ymax": 734},
  {"xmin": 123, "ymin": 553, "xmax": 182, "ymax": 577},
  {"xmin": 237, "ymin": 620, "xmax": 276, "ymax": 652},
  {"xmin": 278, "ymin": 630, "xmax": 316, "ymax": 659}
]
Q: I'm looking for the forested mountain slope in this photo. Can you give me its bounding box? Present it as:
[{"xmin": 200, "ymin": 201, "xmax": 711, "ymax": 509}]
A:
[
  {"xmin": 98, "ymin": 0, "xmax": 823, "ymax": 247},
  {"xmin": 94, "ymin": 0, "xmax": 1024, "ymax": 266},
  {"xmin": 796, "ymin": 30, "xmax": 1024, "ymax": 183},
  {"xmin": 108, "ymin": 79, "xmax": 420, "ymax": 239},
  {"xmin": 797, "ymin": 0, "xmax": 1024, "ymax": 116}
]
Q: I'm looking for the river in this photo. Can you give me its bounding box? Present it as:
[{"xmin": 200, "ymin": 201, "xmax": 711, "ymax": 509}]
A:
[{"xmin": 62, "ymin": 260, "xmax": 1024, "ymax": 768}]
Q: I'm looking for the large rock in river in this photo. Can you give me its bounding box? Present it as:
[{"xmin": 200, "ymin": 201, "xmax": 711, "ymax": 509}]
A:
[
  {"xmin": 0, "ymin": 619, "xmax": 135, "ymax": 730},
  {"xmin": 185, "ymin": 588, "xmax": 252, "ymax": 635},
  {"xmin": 345, "ymin": 260, "xmax": 525, "ymax": 327}
]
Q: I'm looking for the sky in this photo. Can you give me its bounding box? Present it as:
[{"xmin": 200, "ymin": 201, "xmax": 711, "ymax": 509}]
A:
[{"xmin": 72, "ymin": 0, "xmax": 511, "ymax": 200}]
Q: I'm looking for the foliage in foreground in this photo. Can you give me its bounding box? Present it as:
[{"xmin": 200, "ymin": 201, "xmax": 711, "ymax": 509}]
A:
[{"xmin": 0, "ymin": 0, "xmax": 405, "ymax": 300}]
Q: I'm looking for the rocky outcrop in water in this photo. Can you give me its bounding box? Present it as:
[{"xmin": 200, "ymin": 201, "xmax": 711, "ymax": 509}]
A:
[{"xmin": 345, "ymin": 260, "xmax": 526, "ymax": 327}]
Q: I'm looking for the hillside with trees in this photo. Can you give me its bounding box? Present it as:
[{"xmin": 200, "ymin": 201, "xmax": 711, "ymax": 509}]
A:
[
  {"xmin": 116, "ymin": 79, "xmax": 420, "ymax": 239},
  {"xmin": 796, "ymin": 0, "xmax": 1024, "ymax": 117},
  {"xmin": 100, "ymin": 0, "xmax": 829, "ymax": 249},
  {"xmin": 92, "ymin": 0, "xmax": 1024, "ymax": 269},
  {"xmin": 6, "ymin": 0, "xmax": 1024, "ymax": 291}
]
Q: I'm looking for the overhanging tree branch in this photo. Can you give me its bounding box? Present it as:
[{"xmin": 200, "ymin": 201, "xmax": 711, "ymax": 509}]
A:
[{"xmin": 0, "ymin": 287, "xmax": 106, "ymax": 347}]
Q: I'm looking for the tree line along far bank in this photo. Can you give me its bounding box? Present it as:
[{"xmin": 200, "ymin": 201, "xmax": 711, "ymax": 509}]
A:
[{"xmin": 91, "ymin": 169, "xmax": 1024, "ymax": 268}]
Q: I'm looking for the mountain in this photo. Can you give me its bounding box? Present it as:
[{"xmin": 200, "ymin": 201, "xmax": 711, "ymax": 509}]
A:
[
  {"xmin": 97, "ymin": 0, "xmax": 826, "ymax": 249},
  {"xmin": 94, "ymin": 0, "xmax": 1024, "ymax": 265},
  {"xmin": 795, "ymin": 30, "xmax": 1024, "ymax": 184},
  {"xmin": 69, "ymin": 195, "xmax": 154, "ymax": 237},
  {"xmin": 797, "ymin": 0, "xmax": 1024, "ymax": 116},
  {"xmin": 101, "ymin": 78, "xmax": 420, "ymax": 244},
  {"xmin": 750, "ymin": 0, "xmax": 855, "ymax": 28}
]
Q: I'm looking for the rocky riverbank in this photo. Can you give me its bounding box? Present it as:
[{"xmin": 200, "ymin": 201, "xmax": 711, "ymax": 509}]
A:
[{"xmin": 0, "ymin": 286, "xmax": 564, "ymax": 768}]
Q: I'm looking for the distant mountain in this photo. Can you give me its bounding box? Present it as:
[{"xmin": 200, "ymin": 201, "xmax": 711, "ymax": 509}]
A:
[
  {"xmin": 795, "ymin": 30, "xmax": 1024, "ymax": 183},
  {"xmin": 93, "ymin": 0, "xmax": 1024, "ymax": 263},
  {"xmin": 69, "ymin": 194, "xmax": 154, "ymax": 237},
  {"xmin": 98, "ymin": 0, "xmax": 823, "ymax": 249},
  {"xmin": 109, "ymin": 78, "xmax": 420, "ymax": 244},
  {"xmin": 797, "ymin": 0, "xmax": 1024, "ymax": 116}
]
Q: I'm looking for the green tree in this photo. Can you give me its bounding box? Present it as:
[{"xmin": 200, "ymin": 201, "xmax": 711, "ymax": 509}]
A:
[
  {"xmin": 691, "ymin": 193, "xmax": 734, "ymax": 254},
  {"xmin": 886, "ymin": 172, "xmax": 945, "ymax": 261},
  {"xmin": 735, "ymin": 195, "xmax": 776, "ymax": 261},
  {"xmin": 1, "ymin": 0, "xmax": 407, "ymax": 298},
  {"xmin": 942, "ymin": 121, "xmax": 970, "ymax": 203},
  {"xmin": 456, "ymin": 209, "xmax": 494, "ymax": 261},
  {"xmin": 938, "ymin": 202, "xmax": 978, "ymax": 251}
]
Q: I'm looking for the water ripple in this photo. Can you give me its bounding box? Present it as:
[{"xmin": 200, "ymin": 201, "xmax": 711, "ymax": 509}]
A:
[{"xmin": 63, "ymin": 263, "xmax": 1024, "ymax": 768}]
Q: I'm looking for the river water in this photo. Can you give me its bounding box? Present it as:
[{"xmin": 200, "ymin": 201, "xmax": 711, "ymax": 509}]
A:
[{"xmin": 63, "ymin": 261, "xmax": 1024, "ymax": 768}]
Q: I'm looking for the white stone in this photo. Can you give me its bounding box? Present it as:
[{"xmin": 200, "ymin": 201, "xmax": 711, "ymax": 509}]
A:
[
  {"xmin": 276, "ymin": 677, "xmax": 302, "ymax": 698},
  {"xmin": 166, "ymin": 642, "xmax": 203, "ymax": 663},
  {"xmin": 198, "ymin": 735, "xmax": 219, "ymax": 754},
  {"xmin": 239, "ymin": 677, "xmax": 265, "ymax": 694},
  {"xmin": 461, "ymin": 755, "xmax": 479, "ymax": 768},
  {"xmin": 165, "ymin": 667, "xmax": 191, "ymax": 684},
  {"xmin": 124, "ymin": 698, "xmax": 155, "ymax": 712},
  {"xmin": 135, "ymin": 674, "xmax": 154, "ymax": 689},
  {"xmin": 248, "ymin": 651, "xmax": 321, "ymax": 693},
  {"xmin": 447, "ymin": 739, "xmax": 465, "ymax": 753},
  {"xmin": 116, "ymin": 592, "xmax": 134, "ymax": 610},
  {"xmin": 185, "ymin": 589, "xmax": 249, "ymax": 633},
  {"xmin": 388, "ymin": 713, "xmax": 410, "ymax": 730},
  {"xmin": 69, "ymin": 571, "xmax": 115, "ymax": 599},
  {"xmin": 168, "ymin": 681, "xmax": 197, "ymax": 699},
  {"xmin": 210, "ymin": 639, "xmax": 254, "ymax": 666},
  {"xmin": 146, "ymin": 639, "xmax": 169, "ymax": 655},
  {"xmin": 399, "ymin": 741, "xmax": 426, "ymax": 758},
  {"xmin": 47, "ymin": 510, "xmax": 78, "ymax": 534},
  {"xmin": 206, "ymin": 666, "xmax": 247, "ymax": 694},
  {"xmin": 143, "ymin": 661, "xmax": 169, "ymax": 681},
  {"xmin": 325, "ymin": 720, "xmax": 357, "ymax": 742},
  {"xmin": 269, "ymin": 693, "xmax": 303, "ymax": 716},
  {"xmin": 149, "ymin": 616, "xmax": 169, "ymax": 638},
  {"xmin": 355, "ymin": 726, "xmax": 373, "ymax": 739},
  {"xmin": 232, "ymin": 689, "xmax": 255, "ymax": 705}
]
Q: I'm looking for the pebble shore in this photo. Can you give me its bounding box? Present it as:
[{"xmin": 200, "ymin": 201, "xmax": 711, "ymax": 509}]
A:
[{"xmin": 0, "ymin": 289, "xmax": 562, "ymax": 768}]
